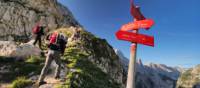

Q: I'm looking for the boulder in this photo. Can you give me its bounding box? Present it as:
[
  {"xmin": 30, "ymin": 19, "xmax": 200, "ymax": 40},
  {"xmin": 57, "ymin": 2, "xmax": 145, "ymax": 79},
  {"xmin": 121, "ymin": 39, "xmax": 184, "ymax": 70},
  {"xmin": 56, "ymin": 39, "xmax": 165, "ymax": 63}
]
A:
[
  {"xmin": 12, "ymin": 43, "xmax": 42, "ymax": 58},
  {"xmin": 0, "ymin": 41, "xmax": 17, "ymax": 56},
  {"xmin": 0, "ymin": 41, "xmax": 41, "ymax": 59}
]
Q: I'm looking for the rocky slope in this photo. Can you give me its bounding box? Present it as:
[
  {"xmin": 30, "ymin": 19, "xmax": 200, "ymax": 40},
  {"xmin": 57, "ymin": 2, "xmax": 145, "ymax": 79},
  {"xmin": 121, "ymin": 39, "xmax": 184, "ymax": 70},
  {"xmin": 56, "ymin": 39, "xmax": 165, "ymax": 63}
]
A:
[
  {"xmin": 0, "ymin": 27, "xmax": 125, "ymax": 88},
  {"xmin": 0, "ymin": 0, "xmax": 125, "ymax": 88},
  {"xmin": 115, "ymin": 49, "xmax": 182, "ymax": 88},
  {"xmin": 53, "ymin": 27, "xmax": 125, "ymax": 88},
  {"xmin": 176, "ymin": 65, "xmax": 200, "ymax": 88}
]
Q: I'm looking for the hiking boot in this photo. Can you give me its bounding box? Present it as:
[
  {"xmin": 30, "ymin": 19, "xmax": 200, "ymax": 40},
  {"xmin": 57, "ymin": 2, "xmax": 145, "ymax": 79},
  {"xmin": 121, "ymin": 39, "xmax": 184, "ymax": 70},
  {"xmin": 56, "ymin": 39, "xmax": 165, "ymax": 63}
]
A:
[
  {"xmin": 33, "ymin": 81, "xmax": 47, "ymax": 87},
  {"xmin": 38, "ymin": 81, "xmax": 47, "ymax": 86},
  {"xmin": 54, "ymin": 76, "xmax": 60, "ymax": 79}
]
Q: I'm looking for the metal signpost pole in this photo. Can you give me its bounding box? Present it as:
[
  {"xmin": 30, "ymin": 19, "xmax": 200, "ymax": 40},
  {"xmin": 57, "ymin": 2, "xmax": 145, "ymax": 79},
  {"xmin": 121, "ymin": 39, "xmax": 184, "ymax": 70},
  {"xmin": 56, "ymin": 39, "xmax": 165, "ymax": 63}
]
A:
[
  {"xmin": 115, "ymin": 1, "xmax": 155, "ymax": 88},
  {"xmin": 126, "ymin": 29, "xmax": 138, "ymax": 88}
]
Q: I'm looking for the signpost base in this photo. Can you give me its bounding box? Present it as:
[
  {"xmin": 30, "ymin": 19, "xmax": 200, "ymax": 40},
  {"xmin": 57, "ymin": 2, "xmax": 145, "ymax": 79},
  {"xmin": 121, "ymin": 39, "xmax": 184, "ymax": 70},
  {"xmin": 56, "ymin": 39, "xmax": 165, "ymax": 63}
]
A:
[{"xmin": 126, "ymin": 43, "xmax": 137, "ymax": 88}]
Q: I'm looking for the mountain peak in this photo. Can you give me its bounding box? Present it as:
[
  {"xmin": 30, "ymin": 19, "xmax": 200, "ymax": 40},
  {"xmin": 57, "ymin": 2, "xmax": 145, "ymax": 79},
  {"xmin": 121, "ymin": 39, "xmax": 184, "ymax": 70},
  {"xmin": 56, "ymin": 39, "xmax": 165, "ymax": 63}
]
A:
[{"xmin": 137, "ymin": 58, "xmax": 143, "ymax": 66}]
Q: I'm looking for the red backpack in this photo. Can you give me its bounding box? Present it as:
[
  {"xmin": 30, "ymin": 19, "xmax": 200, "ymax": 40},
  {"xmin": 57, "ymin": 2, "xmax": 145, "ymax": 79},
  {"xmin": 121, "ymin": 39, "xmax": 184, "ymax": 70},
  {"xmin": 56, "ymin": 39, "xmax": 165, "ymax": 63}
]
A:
[
  {"xmin": 32, "ymin": 23, "xmax": 40, "ymax": 34},
  {"xmin": 49, "ymin": 32, "xmax": 58, "ymax": 44}
]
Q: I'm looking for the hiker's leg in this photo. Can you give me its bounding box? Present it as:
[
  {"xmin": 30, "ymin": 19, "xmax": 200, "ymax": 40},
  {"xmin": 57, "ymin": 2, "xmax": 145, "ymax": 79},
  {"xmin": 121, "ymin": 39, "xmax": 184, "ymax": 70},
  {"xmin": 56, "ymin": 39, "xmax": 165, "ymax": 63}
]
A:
[
  {"xmin": 38, "ymin": 50, "xmax": 53, "ymax": 82},
  {"xmin": 33, "ymin": 35, "xmax": 38, "ymax": 45},
  {"xmin": 38, "ymin": 36, "xmax": 42, "ymax": 49},
  {"xmin": 54, "ymin": 51, "xmax": 62, "ymax": 78}
]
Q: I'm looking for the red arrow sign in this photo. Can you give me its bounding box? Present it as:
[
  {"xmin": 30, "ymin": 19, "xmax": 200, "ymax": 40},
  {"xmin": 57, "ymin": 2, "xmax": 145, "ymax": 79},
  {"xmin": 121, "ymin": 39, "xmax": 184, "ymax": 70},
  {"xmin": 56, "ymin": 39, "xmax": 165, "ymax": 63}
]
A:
[
  {"xmin": 120, "ymin": 19, "xmax": 155, "ymax": 31},
  {"xmin": 130, "ymin": 0, "xmax": 145, "ymax": 20},
  {"xmin": 116, "ymin": 31, "xmax": 154, "ymax": 47}
]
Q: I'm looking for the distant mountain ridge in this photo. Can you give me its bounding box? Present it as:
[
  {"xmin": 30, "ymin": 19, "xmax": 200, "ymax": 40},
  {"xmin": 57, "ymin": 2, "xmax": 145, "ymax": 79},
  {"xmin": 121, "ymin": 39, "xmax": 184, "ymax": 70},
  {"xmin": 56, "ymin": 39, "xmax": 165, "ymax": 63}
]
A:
[{"xmin": 115, "ymin": 49, "xmax": 182, "ymax": 88}]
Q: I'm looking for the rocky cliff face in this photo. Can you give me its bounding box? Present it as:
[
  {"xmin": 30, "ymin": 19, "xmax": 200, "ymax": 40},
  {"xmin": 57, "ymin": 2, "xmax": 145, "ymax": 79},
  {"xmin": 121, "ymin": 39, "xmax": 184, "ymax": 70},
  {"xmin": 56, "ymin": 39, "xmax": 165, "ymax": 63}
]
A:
[
  {"xmin": 176, "ymin": 65, "xmax": 200, "ymax": 88},
  {"xmin": 115, "ymin": 49, "xmax": 182, "ymax": 88},
  {"xmin": 0, "ymin": 0, "xmax": 79, "ymax": 41}
]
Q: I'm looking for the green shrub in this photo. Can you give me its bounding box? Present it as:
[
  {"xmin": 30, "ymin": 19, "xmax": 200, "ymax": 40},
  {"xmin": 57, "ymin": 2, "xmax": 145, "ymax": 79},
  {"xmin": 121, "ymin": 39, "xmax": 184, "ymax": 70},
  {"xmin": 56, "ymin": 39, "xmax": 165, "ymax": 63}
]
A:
[
  {"xmin": 11, "ymin": 77, "xmax": 32, "ymax": 88},
  {"xmin": 26, "ymin": 55, "xmax": 44, "ymax": 64}
]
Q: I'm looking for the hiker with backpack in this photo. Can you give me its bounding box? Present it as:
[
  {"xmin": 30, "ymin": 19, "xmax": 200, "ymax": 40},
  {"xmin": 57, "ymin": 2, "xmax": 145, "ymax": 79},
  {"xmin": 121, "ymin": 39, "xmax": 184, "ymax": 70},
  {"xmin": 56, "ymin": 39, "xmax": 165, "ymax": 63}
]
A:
[
  {"xmin": 37, "ymin": 31, "xmax": 67, "ymax": 86},
  {"xmin": 32, "ymin": 16, "xmax": 47, "ymax": 49},
  {"xmin": 71, "ymin": 29, "xmax": 81, "ymax": 41}
]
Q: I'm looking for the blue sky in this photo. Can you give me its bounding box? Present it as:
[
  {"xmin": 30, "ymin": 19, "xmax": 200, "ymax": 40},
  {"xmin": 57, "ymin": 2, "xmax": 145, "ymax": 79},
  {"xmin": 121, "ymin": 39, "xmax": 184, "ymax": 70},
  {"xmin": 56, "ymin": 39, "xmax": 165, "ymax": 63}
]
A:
[{"xmin": 58, "ymin": 0, "xmax": 200, "ymax": 68}]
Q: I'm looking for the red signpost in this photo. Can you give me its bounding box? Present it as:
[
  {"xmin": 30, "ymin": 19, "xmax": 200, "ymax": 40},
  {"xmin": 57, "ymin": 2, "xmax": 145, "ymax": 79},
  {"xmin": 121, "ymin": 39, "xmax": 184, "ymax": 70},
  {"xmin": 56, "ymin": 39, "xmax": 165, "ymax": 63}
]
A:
[
  {"xmin": 116, "ymin": 31, "xmax": 154, "ymax": 47},
  {"xmin": 115, "ymin": 0, "xmax": 155, "ymax": 88},
  {"xmin": 130, "ymin": 0, "xmax": 145, "ymax": 20},
  {"xmin": 120, "ymin": 19, "xmax": 154, "ymax": 31}
]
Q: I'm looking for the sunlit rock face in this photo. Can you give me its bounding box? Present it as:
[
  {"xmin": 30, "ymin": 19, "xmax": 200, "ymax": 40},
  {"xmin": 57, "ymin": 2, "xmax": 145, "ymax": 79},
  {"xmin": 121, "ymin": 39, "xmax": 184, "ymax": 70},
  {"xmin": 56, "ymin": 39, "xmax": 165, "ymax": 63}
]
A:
[
  {"xmin": 0, "ymin": 0, "xmax": 79, "ymax": 41},
  {"xmin": 176, "ymin": 65, "xmax": 200, "ymax": 88}
]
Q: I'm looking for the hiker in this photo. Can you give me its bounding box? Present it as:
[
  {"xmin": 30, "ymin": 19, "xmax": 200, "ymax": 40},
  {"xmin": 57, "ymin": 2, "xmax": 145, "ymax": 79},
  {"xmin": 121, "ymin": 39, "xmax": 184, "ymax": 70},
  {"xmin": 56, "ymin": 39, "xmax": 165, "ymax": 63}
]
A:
[
  {"xmin": 37, "ymin": 31, "xmax": 67, "ymax": 86},
  {"xmin": 32, "ymin": 16, "xmax": 47, "ymax": 49},
  {"xmin": 72, "ymin": 29, "xmax": 81, "ymax": 40}
]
